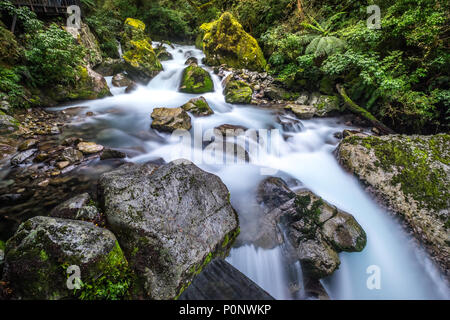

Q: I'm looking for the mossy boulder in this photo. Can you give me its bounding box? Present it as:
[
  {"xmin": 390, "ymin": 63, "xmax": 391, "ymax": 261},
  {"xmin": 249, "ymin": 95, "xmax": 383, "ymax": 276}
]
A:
[
  {"xmin": 199, "ymin": 12, "xmax": 267, "ymax": 71},
  {"xmin": 337, "ymin": 134, "xmax": 450, "ymax": 276},
  {"xmin": 0, "ymin": 25, "xmax": 22, "ymax": 65},
  {"xmin": 1, "ymin": 216, "xmax": 131, "ymax": 300},
  {"xmin": 98, "ymin": 161, "xmax": 239, "ymax": 299},
  {"xmin": 121, "ymin": 18, "xmax": 162, "ymax": 84},
  {"xmin": 179, "ymin": 65, "xmax": 214, "ymax": 94},
  {"xmin": 224, "ymin": 80, "xmax": 253, "ymax": 104},
  {"xmin": 50, "ymin": 193, "xmax": 102, "ymax": 224},
  {"xmin": 0, "ymin": 110, "xmax": 20, "ymax": 134},
  {"xmin": 181, "ymin": 96, "xmax": 214, "ymax": 117},
  {"xmin": 47, "ymin": 66, "xmax": 111, "ymax": 102}
]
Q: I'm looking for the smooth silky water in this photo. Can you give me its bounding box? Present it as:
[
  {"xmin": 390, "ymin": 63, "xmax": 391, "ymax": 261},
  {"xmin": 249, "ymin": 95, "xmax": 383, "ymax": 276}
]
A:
[{"xmin": 50, "ymin": 43, "xmax": 449, "ymax": 300}]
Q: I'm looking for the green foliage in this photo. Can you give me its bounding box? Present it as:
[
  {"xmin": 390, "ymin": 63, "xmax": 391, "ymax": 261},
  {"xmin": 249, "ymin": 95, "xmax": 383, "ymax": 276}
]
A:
[
  {"xmin": 25, "ymin": 24, "xmax": 84, "ymax": 86},
  {"xmin": 0, "ymin": 66, "xmax": 28, "ymax": 109},
  {"xmin": 85, "ymin": 9, "xmax": 122, "ymax": 59},
  {"xmin": 0, "ymin": 0, "xmax": 43, "ymax": 33}
]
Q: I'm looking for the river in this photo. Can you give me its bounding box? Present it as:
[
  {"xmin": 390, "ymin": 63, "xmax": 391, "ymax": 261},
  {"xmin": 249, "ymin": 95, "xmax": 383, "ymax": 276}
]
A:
[{"xmin": 50, "ymin": 43, "xmax": 449, "ymax": 300}]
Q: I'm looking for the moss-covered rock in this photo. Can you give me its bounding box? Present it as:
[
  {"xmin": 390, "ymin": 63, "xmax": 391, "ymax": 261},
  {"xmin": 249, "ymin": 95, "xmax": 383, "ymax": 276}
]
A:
[
  {"xmin": 46, "ymin": 66, "xmax": 111, "ymax": 102},
  {"xmin": 199, "ymin": 12, "xmax": 267, "ymax": 72},
  {"xmin": 224, "ymin": 80, "xmax": 253, "ymax": 104},
  {"xmin": 337, "ymin": 134, "xmax": 449, "ymax": 276},
  {"xmin": 181, "ymin": 96, "xmax": 214, "ymax": 117},
  {"xmin": 1, "ymin": 216, "xmax": 131, "ymax": 300},
  {"xmin": 121, "ymin": 18, "xmax": 162, "ymax": 84},
  {"xmin": 0, "ymin": 110, "xmax": 20, "ymax": 134},
  {"xmin": 179, "ymin": 65, "xmax": 214, "ymax": 94}
]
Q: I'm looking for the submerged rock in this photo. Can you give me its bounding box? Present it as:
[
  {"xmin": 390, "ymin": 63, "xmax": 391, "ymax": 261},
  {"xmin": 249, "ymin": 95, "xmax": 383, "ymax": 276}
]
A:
[
  {"xmin": 1, "ymin": 216, "xmax": 130, "ymax": 300},
  {"xmin": 18, "ymin": 139, "xmax": 38, "ymax": 152},
  {"xmin": 224, "ymin": 80, "xmax": 253, "ymax": 104},
  {"xmin": 181, "ymin": 96, "xmax": 214, "ymax": 117},
  {"xmin": 179, "ymin": 65, "xmax": 214, "ymax": 94},
  {"xmin": 121, "ymin": 18, "xmax": 163, "ymax": 84},
  {"xmin": 100, "ymin": 148, "xmax": 127, "ymax": 160},
  {"xmin": 337, "ymin": 134, "xmax": 450, "ymax": 275},
  {"xmin": 98, "ymin": 161, "xmax": 239, "ymax": 299},
  {"xmin": 112, "ymin": 73, "xmax": 134, "ymax": 87},
  {"xmin": 151, "ymin": 107, "xmax": 192, "ymax": 132},
  {"xmin": 10, "ymin": 148, "xmax": 37, "ymax": 166},
  {"xmin": 198, "ymin": 12, "xmax": 267, "ymax": 71}
]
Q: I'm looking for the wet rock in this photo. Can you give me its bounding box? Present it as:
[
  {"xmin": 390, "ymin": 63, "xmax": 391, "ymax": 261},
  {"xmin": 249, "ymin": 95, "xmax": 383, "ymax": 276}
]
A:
[
  {"xmin": 11, "ymin": 149, "xmax": 37, "ymax": 166},
  {"xmin": 256, "ymin": 177, "xmax": 295, "ymax": 211},
  {"xmin": 337, "ymin": 134, "xmax": 450, "ymax": 276},
  {"xmin": 94, "ymin": 58, "xmax": 125, "ymax": 77},
  {"xmin": 98, "ymin": 160, "xmax": 239, "ymax": 299},
  {"xmin": 185, "ymin": 57, "xmax": 198, "ymax": 65},
  {"xmin": 224, "ymin": 80, "xmax": 252, "ymax": 104},
  {"xmin": 277, "ymin": 114, "xmax": 303, "ymax": 132},
  {"xmin": 56, "ymin": 161, "xmax": 70, "ymax": 169},
  {"xmin": 199, "ymin": 12, "xmax": 266, "ymax": 71},
  {"xmin": 112, "ymin": 73, "xmax": 134, "ymax": 87},
  {"xmin": 50, "ymin": 193, "xmax": 102, "ymax": 223},
  {"xmin": 214, "ymin": 124, "xmax": 248, "ymax": 137},
  {"xmin": 100, "ymin": 148, "xmax": 127, "ymax": 160},
  {"xmin": 18, "ymin": 139, "xmax": 38, "ymax": 152},
  {"xmin": 61, "ymin": 147, "xmax": 84, "ymax": 163},
  {"xmin": 156, "ymin": 46, "xmax": 173, "ymax": 61},
  {"xmin": 0, "ymin": 111, "xmax": 20, "ymax": 134},
  {"xmin": 181, "ymin": 96, "xmax": 214, "ymax": 117},
  {"xmin": 285, "ymin": 104, "xmax": 316, "ymax": 120},
  {"xmin": 1, "ymin": 216, "xmax": 130, "ymax": 300},
  {"xmin": 77, "ymin": 22, "xmax": 103, "ymax": 68},
  {"xmin": 125, "ymin": 82, "xmax": 138, "ymax": 93},
  {"xmin": 179, "ymin": 65, "xmax": 214, "ymax": 94},
  {"xmin": 151, "ymin": 107, "xmax": 192, "ymax": 133},
  {"xmin": 77, "ymin": 142, "xmax": 104, "ymax": 154}
]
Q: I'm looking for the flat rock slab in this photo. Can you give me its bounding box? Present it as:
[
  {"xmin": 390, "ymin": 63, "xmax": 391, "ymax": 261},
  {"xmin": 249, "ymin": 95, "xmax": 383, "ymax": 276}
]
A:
[{"xmin": 179, "ymin": 258, "xmax": 274, "ymax": 300}]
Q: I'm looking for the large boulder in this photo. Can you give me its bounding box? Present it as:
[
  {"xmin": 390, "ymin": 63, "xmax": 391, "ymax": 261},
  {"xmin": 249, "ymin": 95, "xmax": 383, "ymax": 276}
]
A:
[
  {"xmin": 179, "ymin": 65, "xmax": 214, "ymax": 94},
  {"xmin": 198, "ymin": 12, "xmax": 267, "ymax": 71},
  {"xmin": 151, "ymin": 107, "xmax": 192, "ymax": 132},
  {"xmin": 1, "ymin": 216, "xmax": 130, "ymax": 300},
  {"xmin": 224, "ymin": 80, "xmax": 253, "ymax": 104},
  {"xmin": 0, "ymin": 111, "xmax": 20, "ymax": 134},
  {"xmin": 337, "ymin": 134, "xmax": 450, "ymax": 275},
  {"xmin": 98, "ymin": 161, "xmax": 240, "ymax": 299},
  {"xmin": 121, "ymin": 18, "xmax": 163, "ymax": 84},
  {"xmin": 181, "ymin": 96, "xmax": 214, "ymax": 117}
]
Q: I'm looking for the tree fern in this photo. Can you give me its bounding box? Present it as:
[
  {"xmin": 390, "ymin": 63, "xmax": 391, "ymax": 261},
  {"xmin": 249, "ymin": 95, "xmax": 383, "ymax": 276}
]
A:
[{"xmin": 305, "ymin": 35, "xmax": 346, "ymax": 58}]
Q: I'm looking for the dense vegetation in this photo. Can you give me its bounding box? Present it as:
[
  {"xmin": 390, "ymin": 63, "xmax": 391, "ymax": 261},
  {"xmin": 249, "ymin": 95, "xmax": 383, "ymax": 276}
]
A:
[{"xmin": 0, "ymin": 0, "xmax": 448, "ymax": 133}]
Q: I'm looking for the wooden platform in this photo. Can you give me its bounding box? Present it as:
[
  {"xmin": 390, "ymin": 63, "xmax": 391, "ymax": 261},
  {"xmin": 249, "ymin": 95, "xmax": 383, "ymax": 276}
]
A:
[{"xmin": 12, "ymin": 0, "xmax": 81, "ymax": 15}]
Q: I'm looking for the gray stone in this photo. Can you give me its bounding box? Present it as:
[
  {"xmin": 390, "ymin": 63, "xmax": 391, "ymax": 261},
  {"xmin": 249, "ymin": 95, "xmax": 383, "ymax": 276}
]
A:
[{"xmin": 98, "ymin": 160, "xmax": 239, "ymax": 299}]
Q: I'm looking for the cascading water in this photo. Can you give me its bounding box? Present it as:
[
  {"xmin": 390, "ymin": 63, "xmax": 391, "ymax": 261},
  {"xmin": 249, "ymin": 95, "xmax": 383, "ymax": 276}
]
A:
[{"xmin": 50, "ymin": 43, "xmax": 449, "ymax": 300}]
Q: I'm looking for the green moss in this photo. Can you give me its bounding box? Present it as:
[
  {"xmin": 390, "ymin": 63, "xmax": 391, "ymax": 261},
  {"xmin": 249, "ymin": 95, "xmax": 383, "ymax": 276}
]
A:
[
  {"xmin": 0, "ymin": 240, "xmax": 5, "ymax": 251},
  {"xmin": 347, "ymin": 134, "xmax": 450, "ymax": 211},
  {"xmin": 179, "ymin": 65, "xmax": 214, "ymax": 94},
  {"xmin": 76, "ymin": 241, "xmax": 133, "ymax": 300},
  {"xmin": 200, "ymin": 12, "xmax": 267, "ymax": 71},
  {"xmin": 224, "ymin": 80, "xmax": 253, "ymax": 104}
]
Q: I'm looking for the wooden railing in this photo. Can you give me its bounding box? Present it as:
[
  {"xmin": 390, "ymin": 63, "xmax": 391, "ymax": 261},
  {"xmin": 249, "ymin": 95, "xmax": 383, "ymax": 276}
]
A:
[{"xmin": 12, "ymin": 0, "xmax": 81, "ymax": 14}]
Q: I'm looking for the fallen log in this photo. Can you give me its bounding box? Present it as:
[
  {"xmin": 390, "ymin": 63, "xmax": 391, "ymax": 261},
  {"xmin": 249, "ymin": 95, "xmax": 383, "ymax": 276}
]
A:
[{"xmin": 336, "ymin": 84, "xmax": 395, "ymax": 135}]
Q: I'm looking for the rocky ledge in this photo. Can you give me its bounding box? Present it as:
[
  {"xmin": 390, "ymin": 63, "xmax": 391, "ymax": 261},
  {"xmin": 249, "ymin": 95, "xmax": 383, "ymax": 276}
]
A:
[{"xmin": 337, "ymin": 134, "xmax": 449, "ymax": 276}]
